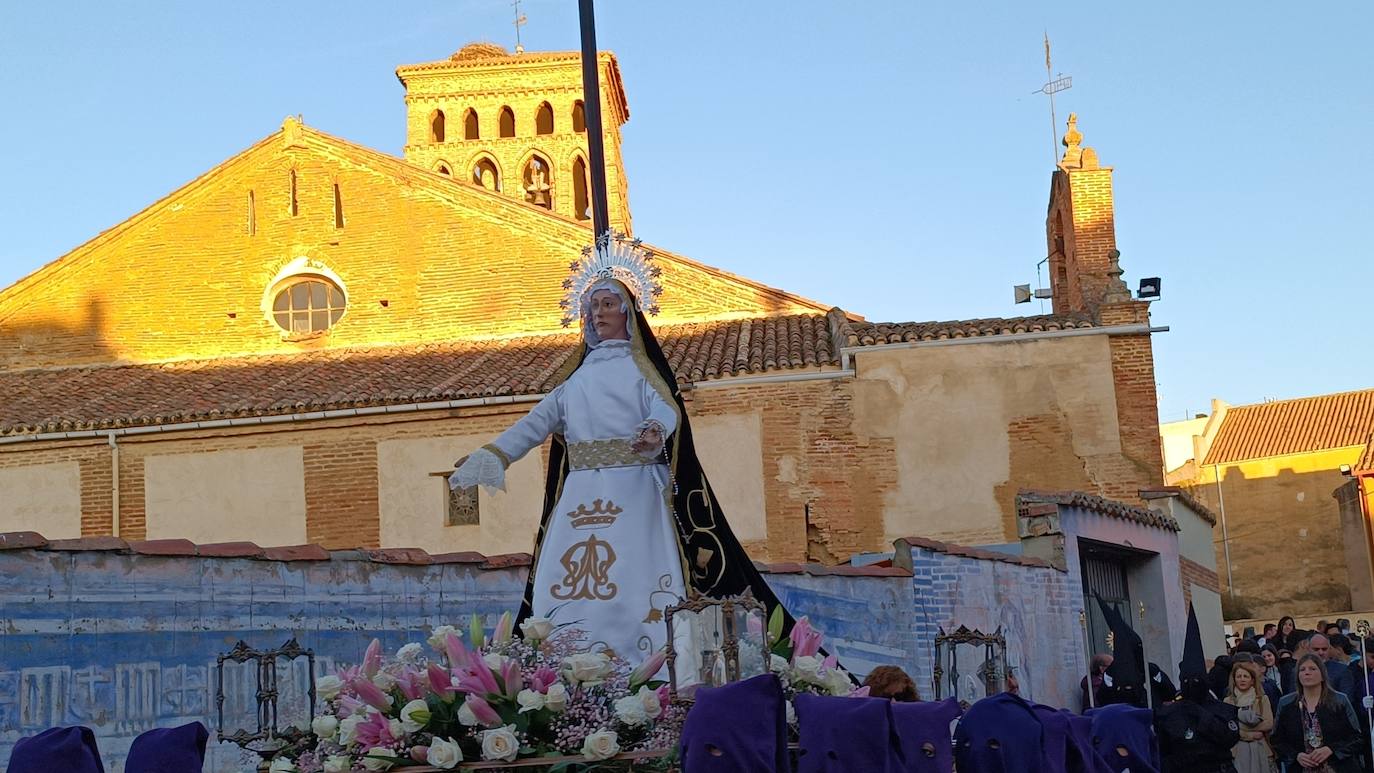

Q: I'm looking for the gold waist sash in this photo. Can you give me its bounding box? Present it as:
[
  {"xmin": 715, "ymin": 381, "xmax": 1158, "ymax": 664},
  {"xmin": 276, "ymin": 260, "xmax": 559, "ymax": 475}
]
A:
[{"xmin": 567, "ymin": 439, "xmax": 659, "ymax": 471}]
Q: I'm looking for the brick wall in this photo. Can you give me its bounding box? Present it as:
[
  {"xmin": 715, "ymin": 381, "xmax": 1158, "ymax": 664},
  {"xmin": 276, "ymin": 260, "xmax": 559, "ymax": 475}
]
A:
[
  {"xmin": 1180, "ymin": 555, "xmax": 1221, "ymax": 605},
  {"xmin": 903, "ymin": 541, "xmax": 1084, "ymax": 709}
]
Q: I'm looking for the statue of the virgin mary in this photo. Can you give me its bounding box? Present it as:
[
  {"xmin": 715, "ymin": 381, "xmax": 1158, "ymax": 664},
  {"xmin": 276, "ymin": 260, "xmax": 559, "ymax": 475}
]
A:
[{"xmin": 450, "ymin": 234, "xmax": 794, "ymax": 662}]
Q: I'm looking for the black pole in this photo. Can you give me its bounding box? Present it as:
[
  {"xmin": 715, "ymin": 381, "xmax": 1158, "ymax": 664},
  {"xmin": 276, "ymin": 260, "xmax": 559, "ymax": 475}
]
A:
[{"xmin": 577, "ymin": 0, "xmax": 611, "ymax": 240}]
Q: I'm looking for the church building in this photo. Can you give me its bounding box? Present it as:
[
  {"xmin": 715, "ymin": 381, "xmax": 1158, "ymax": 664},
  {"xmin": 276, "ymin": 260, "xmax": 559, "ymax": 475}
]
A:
[{"xmin": 0, "ymin": 43, "xmax": 1166, "ymax": 569}]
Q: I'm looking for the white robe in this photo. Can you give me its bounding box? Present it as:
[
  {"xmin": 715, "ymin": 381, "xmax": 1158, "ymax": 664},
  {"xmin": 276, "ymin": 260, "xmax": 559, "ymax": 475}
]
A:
[{"xmin": 479, "ymin": 340, "xmax": 687, "ymax": 660}]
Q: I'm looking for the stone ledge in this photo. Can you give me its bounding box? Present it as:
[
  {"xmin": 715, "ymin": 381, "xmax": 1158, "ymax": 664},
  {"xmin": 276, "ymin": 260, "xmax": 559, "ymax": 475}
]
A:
[
  {"xmin": 753, "ymin": 559, "xmax": 912, "ymax": 578},
  {"xmin": 0, "ymin": 531, "xmax": 48, "ymax": 551},
  {"xmin": 44, "ymin": 536, "xmax": 129, "ymax": 551},
  {"xmin": 896, "ymin": 536, "xmax": 1059, "ymax": 571},
  {"xmin": 199, "ymin": 541, "xmax": 266, "ymax": 558},
  {"xmin": 129, "ymin": 538, "xmax": 198, "ymax": 556},
  {"xmin": 263, "ymin": 544, "xmax": 332, "ymax": 562},
  {"xmin": 481, "ymin": 552, "xmax": 533, "ymax": 569}
]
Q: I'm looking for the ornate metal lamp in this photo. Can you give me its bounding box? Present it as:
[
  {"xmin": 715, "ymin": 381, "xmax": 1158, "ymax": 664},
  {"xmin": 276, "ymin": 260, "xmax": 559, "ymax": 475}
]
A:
[
  {"xmin": 663, "ymin": 590, "xmax": 770, "ymax": 702},
  {"xmin": 932, "ymin": 625, "xmax": 1008, "ymax": 707},
  {"xmin": 215, "ymin": 638, "xmax": 317, "ymax": 771}
]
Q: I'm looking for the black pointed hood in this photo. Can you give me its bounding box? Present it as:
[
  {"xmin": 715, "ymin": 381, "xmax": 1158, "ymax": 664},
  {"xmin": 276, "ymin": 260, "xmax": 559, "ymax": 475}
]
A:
[
  {"xmin": 1180, "ymin": 602, "xmax": 1206, "ymax": 680},
  {"xmin": 1098, "ymin": 597, "xmax": 1145, "ymax": 706}
]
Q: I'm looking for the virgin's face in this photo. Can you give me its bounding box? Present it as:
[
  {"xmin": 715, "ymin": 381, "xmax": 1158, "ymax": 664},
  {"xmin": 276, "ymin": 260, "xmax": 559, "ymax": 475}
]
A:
[
  {"xmin": 590, "ymin": 289, "xmax": 629, "ymax": 341},
  {"xmin": 1233, "ymin": 669, "xmax": 1253, "ymax": 692},
  {"xmin": 1298, "ymin": 660, "xmax": 1323, "ymax": 688}
]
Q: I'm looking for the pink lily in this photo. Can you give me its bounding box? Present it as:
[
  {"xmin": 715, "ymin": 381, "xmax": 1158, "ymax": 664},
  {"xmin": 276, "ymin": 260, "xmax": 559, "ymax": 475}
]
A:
[
  {"xmin": 848, "ymin": 685, "xmax": 872, "ymax": 698},
  {"xmin": 350, "ymin": 676, "xmax": 393, "ymax": 711},
  {"xmin": 492, "ymin": 611, "xmax": 514, "ymax": 644},
  {"xmin": 629, "ymin": 649, "xmax": 668, "ymax": 688},
  {"xmin": 656, "ymin": 685, "xmax": 671, "ymax": 705},
  {"xmin": 455, "ymin": 661, "xmax": 501, "ymax": 697},
  {"xmin": 355, "ymin": 712, "xmax": 396, "ymax": 747},
  {"xmin": 337, "ymin": 694, "xmax": 366, "ymax": 717},
  {"xmin": 427, "ymin": 663, "xmax": 456, "ymax": 698},
  {"xmin": 822, "ymin": 654, "xmax": 838, "ymax": 670},
  {"xmin": 336, "ymin": 664, "xmax": 362, "ymax": 685},
  {"xmin": 396, "ymin": 668, "xmax": 427, "ymax": 701},
  {"xmin": 501, "ymin": 659, "xmax": 523, "ymax": 699},
  {"xmin": 529, "ymin": 666, "xmax": 559, "ymax": 693},
  {"xmin": 362, "ymin": 638, "xmax": 384, "ymax": 679},
  {"xmin": 790, "ymin": 617, "xmax": 822, "ymax": 660},
  {"xmin": 463, "ymin": 694, "xmax": 502, "ymax": 727},
  {"xmin": 445, "ymin": 633, "xmax": 474, "ymax": 671}
]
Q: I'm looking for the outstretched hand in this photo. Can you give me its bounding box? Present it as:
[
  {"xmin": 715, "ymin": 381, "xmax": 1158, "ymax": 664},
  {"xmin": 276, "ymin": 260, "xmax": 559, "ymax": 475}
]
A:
[{"xmin": 630, "ymin": 427, "xmax": 662, "ymax": 455}]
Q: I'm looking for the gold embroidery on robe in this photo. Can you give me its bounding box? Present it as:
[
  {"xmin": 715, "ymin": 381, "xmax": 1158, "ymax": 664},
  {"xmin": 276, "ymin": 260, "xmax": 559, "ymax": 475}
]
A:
[{"xmin": 551, "ymin": 533, "xmax": 618, "ymax": 601}]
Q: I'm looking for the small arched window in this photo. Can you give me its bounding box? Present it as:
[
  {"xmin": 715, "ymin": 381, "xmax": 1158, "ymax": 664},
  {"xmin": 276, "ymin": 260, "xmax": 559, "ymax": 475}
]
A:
[
  {"xmin": 271, "ymin": 277, "xmax": 346, "ymax": 334},
  {"xmin": 572, "ymin": 156, "xmax": 590, "ymax": 221},
  {"xmin": 430, "ymin": 110, "xmax": 446, "ymax": 143},
  {"xmin": 473, "ymin": 158, "xmax": 501, "ymax": 192},
  {"xmin": 535, "ymin": 102, "xmax": 554, "ymax": 135},
  {"xmin": 572, "ymin": 100, "xmax": 586, "ymax": 133},
  {"xmin": 499, "ymin": 107, "xmax": 516, "ymax": 138},
  {"xmin": 435, "ymin": 161, "xmax": 453, "ymax": 176},
  {"xmin": 463, "ymin": 109, "xmax": 479, "ymax": 140}
]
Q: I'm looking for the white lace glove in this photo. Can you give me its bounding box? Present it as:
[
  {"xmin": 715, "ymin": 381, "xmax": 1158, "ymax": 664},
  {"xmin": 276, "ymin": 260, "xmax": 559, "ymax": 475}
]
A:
[{"xmin": 450, "ymin": 447, "xmax": 507, "ymax": 493}]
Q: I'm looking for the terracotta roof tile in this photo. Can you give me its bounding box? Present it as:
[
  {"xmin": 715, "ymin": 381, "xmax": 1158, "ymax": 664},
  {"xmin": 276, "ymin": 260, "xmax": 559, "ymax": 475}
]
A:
[
  {"xmin": 1017, "ymin": 490, "xmax": 1181, "ymax": 532},
  {"xmin": 1356, "ymin": 435, "xmax": 1374, "ymax": 476},
  {"xmin": 839, "ymin": 312, "xmax": 1094, "ymax": 347},
  {"xmin": 1203, "ymin": 389, "xmax": 1374, "ymax": 466},
  {"xmin": 0, "ymin": 314, "xmax": 838, "ymax": 436}
]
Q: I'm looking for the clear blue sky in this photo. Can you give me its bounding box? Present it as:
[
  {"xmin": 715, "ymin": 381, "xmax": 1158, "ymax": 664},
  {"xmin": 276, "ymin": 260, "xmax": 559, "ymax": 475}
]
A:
[{"xmin": 1, "ymin": 2, "xmax": 1370, "ymax": 421}]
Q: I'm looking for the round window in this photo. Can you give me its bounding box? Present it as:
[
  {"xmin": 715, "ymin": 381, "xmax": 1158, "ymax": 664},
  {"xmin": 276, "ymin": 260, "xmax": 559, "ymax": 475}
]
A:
[{"xmin": 271, "ymin": 278, "xmax": 346, "ymax": 334}]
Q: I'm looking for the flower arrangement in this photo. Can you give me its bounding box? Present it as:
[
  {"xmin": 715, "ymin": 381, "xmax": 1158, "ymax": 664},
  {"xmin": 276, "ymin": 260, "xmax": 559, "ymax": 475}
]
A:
[
  {"xmin": 760, "ymin": 610, "xmax": 869, "ymax": 722},
  {"xmin": 270, "ymin": 613, "xmax": 680, "ymax": 772}
]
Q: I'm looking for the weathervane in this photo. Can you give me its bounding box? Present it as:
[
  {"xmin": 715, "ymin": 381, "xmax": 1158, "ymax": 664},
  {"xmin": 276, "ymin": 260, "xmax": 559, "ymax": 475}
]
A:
[
  {"xmin": 1035, "ymin": 32, "xmax": 1073, "ymax": 165},
  {"xmin": 512, "ymin": 0, "xmax": 527, "ymax": 54}
]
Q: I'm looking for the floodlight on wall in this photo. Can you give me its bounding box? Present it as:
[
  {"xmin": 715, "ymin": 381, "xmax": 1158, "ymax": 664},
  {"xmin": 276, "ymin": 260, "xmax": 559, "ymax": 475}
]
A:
[
  {"xmin": 1138, "ymin": 277, "xmax": 1162, "ymax": 300},
  {"xmin": 1341, "ymin": 464, "xmax": 1354, "ymax": 477},
  {"xmin": 1014, "ymin": 285, "xmax": 1032, "ymax": 304}
]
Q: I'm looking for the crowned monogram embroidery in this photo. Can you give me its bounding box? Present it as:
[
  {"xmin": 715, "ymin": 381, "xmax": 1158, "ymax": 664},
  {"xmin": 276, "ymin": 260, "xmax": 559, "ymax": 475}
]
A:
[{"xmin": 551, "ymin": 533, "xmax": 618, "ymax": 601}]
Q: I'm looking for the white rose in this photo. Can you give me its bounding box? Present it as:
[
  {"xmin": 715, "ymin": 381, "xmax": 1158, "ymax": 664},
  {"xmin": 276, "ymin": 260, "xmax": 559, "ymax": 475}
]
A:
[
  {"xmin": 316, "ymin": 674, "xmax": 344, "ymax": 700},
  {"xmin": 311, "ymin": 714, "xmax": 339, "ymax": 739},
  {"xmin": 387, "ymin": 718, "xmax": 404, "ymax": 740},
  {"xmin": 825, "ymin": 668, "xmax": 853, "ymax": 696},
  {"xmin": 372, "ymin": 671, "xmax": 398, "ymax": 692},
  {"xmin": 792, "ymin": 655, "xmax": 823, "ymax": 684},
  {"xmin": 426, "ymin": 736, "xmax": 464, "ymax": 769},
  {"xmin": 770, "ymin": 654, "xmax": 790, "ymax": 673},
  {"xmin": 544, "ymin": 682, "xmax": 569, "ymax": 712},
  {"xmin": 457, "ymin": 700, "xmax": 480, "ymax": 726},
  {"xmin": 361, "ymin": 746, "xmax": 398, "ymax": 771},
  {"xmin": 520, "ymin": 616, "xmax": 553, "ymax": 641},
  {"xmin": 323, "ymin": 756, "xmax": 351, "ymax": 773},
  {"xmin": 400, "ymin": 698, "xmax": 431, "ymax": 733},
  {"xmin": 338, "ymin": 715, "xmax": 364, "ymax": 746},
  {"xmin": 636, "ymin": 686, "xmax": 662, "ymax": 719},
  {"xmin": 481, "ymin": 724, "xmax": 520, "ymax": 762},
  {"xmin": 563, "ymin": 652, "xmax": 612, "ymax": 685},
  {"xmin": 269, "ymin": 759, "xmax": 297, "ymax": 773},
  {"xmin": 614, "ymin": 694, "xmax": 649, "ymax": 726},
  {"xmin": 396, "ymin": 643, "xmax": 424, "ymax": 664},
  {"xmin": 427, "ymin": 625, "xmax": 458, "ymax": 651},
  {"xmin": 581, "ymin": 730, "xmax": 621, "ymax": 761},
  {"xmin": 482, "ymin": 652, "xmax": 505, "ymax": 672},
  {"xmin": 517, "ymin": 688, "xmax": 546, "ymax": 713}
]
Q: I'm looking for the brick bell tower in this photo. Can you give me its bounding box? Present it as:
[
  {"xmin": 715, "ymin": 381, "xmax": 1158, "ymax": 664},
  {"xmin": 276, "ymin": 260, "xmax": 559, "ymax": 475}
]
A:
[{"xmin": 396, "ymin": 43, "xmax": 633, "ymax": 234}]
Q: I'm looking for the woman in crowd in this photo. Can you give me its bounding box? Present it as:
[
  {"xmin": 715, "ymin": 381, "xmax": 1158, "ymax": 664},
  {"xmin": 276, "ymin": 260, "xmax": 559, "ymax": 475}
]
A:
[
  {"xmin": 863, "ymin": 665, "xmax": 919, "ymax": 701},
  {"xmin": 1261, "ymin": 645, "xmax": 1283, "ymax": 693},
  {"xmin": 1272, "ymin": 654, "xmax": 1363, "ymax": 772},
  {"xmin": 1276, "ymin": 616, "xmax": 1302, "ymax": 653},
  {"xmin": 1225, "ymin": 660, "xmax": 1276, "ymax": 773}
]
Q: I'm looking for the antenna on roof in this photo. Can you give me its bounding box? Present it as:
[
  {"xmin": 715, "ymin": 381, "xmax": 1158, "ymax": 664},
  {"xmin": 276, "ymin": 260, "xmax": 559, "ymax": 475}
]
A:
[
  {"xmin": 1034, "ymin": 32, "xmax": 1073, "ymax": 166},
  {"xmin": 512, "ymin": 0, "xmax": 528, "ymax": 54}
]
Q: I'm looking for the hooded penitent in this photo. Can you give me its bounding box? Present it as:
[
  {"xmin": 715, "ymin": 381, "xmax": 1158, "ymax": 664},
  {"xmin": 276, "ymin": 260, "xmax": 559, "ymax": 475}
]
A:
[
  {"xmin": 679, "ymin": 673, "xmax": 789, "ymax": 772},
  {"xmin": 1087, "ymin": 703, "xmax": 1160, "ymax": 773},
  {"xmin": 890, "ymin": 697, "xmax": 962, "ymax": 773},
  {"xmin": 1033, "ymin": 703, "xmax": 1113, "ymax": 773},
  {"xmin": 953, "ymin": 692, "xmax": 1047, "ymax": 773},
  {"xmin": 795, "ymin": 692, "xmax": 906, "ymax": 773},
  {"xmin": 1097, "ymin": 598, "xmax": 1146, "ymax": 707},
  {"xmin": 8, "ymin": 726, "xmax": 105, "ymax": 773},
  {"xmin": 1153, "ymin": 603, "xmax": 1240, "ymax": 772},
  {"xmin": 124, "ymin": 721, "xmax": 209, "ymax": 773}
]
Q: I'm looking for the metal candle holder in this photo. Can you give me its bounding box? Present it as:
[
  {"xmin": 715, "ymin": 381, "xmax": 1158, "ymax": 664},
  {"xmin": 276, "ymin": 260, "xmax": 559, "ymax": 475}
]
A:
[
  {"xmin": 663, "ymin": 589, "xmax": 769, "ymax": 703},
  {"xmin": 215, "ymin": 638, "xmax": 317, "ymax": 770}
]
